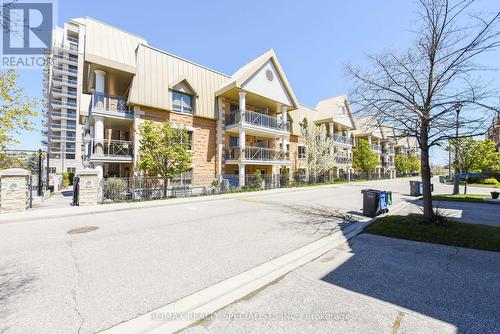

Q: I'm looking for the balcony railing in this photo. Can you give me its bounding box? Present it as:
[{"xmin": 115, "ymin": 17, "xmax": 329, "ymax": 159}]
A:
[
  {"xmin": 225, "ymin": 146, "xmax": 289, "ymax": 161},
  {"xmin": 49, "ymin": 147, "xmax": 76, "ymax": 154},
  {"xmin": 331, "ymin": 133, "xmax": 352, "ymax": 145},
  {"xmin": 52, "ymin": 87, "xmax": 77, "ymax": 96},
  {"xmin": 51, "ymin": 100, "xmax": 77, "ymax": 108},
  {"xmin": 92, "ymin": 92, "xmax": 133, "ymax": 116},
  {"xmin": 53, "ymin": 54, "xmax": 78, "ymax": 63},
  {"xmin": 382, "ymin": 147, "xmax": 395, "ymax": 155},
  {"xmin": 371, "ymin": 144, "xmax": 382, "ymax": 152},
  {"xmin": 50, "ymin": 135, "xmax": 76, "ymax": 142},
  {"xmin": 334, "ymin": 155, "xmax": 352, "ymax": 165},
  {"xmin": 54, "ymin": 65, "xmax": 78, "ymax": 74},
  {"xmin": 382, "ymin": 161, "xmax": 395, "ymax": 168},
  {"xmin": 226, "ymin": 110, "xmax": 290, "ymax": 132},
  {"xmin": 91, "ymin": 139, "xmax": 134, "ymax": 158},
  {"xmin": 51, "ymin": 111, "xmax": 76, "ymax": 119},
  {"xmin": 53, "ymin": 76, "xmax": 78, "ymax": 85},
  {"xmin": 51, "ymin": 123, "xmax": 77, "ymax": 130}
]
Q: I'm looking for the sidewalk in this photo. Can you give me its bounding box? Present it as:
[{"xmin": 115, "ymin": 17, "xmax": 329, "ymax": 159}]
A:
[{"xmin": 0, "ymin": 178, "xmax": 409, "ymax": 224}]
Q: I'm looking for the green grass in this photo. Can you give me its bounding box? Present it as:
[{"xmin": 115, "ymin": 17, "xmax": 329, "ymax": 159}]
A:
[
  {"xmin": 364, "ymin": 214, "xmax": 500, "ymax": 252},
  {"xmin": 432, "ymin": 193, "xmax": 490, "ymax": 203}
]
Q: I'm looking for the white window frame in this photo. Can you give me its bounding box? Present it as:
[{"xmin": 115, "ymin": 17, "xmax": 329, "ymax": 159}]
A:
[
  {"xmin": 298, "ymin": 145, "xmax": 306, "ymax": 159},
  {"xmin": 172, "ymin": 90, "xmax": 194, "ymax": 115}
]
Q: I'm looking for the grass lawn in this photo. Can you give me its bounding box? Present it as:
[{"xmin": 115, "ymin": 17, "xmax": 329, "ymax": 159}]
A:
[
  {"xmin": 432, "ymin": 193, "xmax": 490, "ymax": 203},
  {"xmin": 364, "ymin": 214, "xmax": 500, "ymax": 252}
]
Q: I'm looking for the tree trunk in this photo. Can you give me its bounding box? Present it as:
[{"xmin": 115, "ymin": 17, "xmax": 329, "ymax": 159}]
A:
[
  {"xmin": 464, "ymin": 170, "xmax": 468, "ymax": 195},
  {"xmin": 420, "ymin": 145, "xmax": 435, "ymax": 223}
]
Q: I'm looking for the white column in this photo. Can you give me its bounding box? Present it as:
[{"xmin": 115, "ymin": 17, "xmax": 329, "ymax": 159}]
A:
[
  {"xmin": 367, "ymin": 136, "xmax": 372, "ymax": 145},
  {"xmin": 93, "ymin": 115, "xmax": 104, "ymax": 177},
  {"xmin": 281, "ymin": 104, "xmax": 288, "ymax": 129},
  {"xmin": 239, "ymin": 163, "xmax": 245, "ymax": 188},
  {"xmin": 239, "ymin": 91, "xmax": 246, "ymax": 124},
  {"xmin": 95, "ymin": 70, "xmax": 106, "ymax": 93},
  {"xmin": 347, "ymin": 168, "xmax": 351, "ymax": 182}
]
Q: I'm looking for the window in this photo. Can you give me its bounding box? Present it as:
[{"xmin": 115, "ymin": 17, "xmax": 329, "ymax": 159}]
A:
[
  {"xmin": 298, "ymin": 146, "xmax": 306, "ymax": 159},
  {"xmin": 48, "ymin": 167, "xmax": 56, "ymax": 174},
  {"xmin": 67, "ymin": 167, "xmax": 76, "ymax": 173},
  {"xmin": 230, "ymin": 104, "xmax": 239, "ymax": 112},
  {"xmin": 172, "ymin": 91, "xmax": 193, "ymax": 115},
  {"xmin": 229, "ymin": 136, "xmax": 239, "ymax": 147}
]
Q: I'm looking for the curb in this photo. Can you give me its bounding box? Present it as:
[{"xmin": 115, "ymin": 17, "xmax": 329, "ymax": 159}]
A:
[{"xmin": 99, "ymin": 200, "xmax": 410, "ymax": 334}]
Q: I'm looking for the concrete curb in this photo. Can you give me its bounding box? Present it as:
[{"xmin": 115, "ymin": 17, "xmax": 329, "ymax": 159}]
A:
[
  {"xmin": 0, "ymin": 178, "xmax": 415, "ymax": 224},
  {"xmin": 99, "ymin": 200, "xmax": 410, "ymax": 334}
]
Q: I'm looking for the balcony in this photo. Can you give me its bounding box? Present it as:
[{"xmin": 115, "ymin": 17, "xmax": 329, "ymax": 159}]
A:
[
  {"xmin": 52, "ymin": 87, "xmax": 77, "ymax": 98},
  {"xmin": 225, "ymin": 110, "xmax": 289, "ymax": 135},
  {"xmin": 49, "ymin": 147, "xmax": 76, "ymax": 154},
  {"xmin": 89, "ymin": 139, "xmax": 134, "ymax": 162},
  {"xmin": 53, "ymin": 54, "xmax": 78, "ymax": 64},
  {"xmin": 51, "ymin": 123, "xmax": 77, "ymax": 131},
  {"xmin": 382, "ymin": 161, "xmax": 395, "ymax": 168},
  {"xmin": 331, "ymin": 133, "xmax": 352, "ymax": 146},
  {"xmin": 382, "ymin": 147, "xmax": 395, "ymax": 155},
  {"xmin": 225, "ymin": 146, "xmax": 290, "ymax": 164},
  {"xmin": 52, "ymin": 76, "xmax": 78, "ymax": 87},
  {"xmin": 371, "ymin": 144, "xmax": 382, "ymax": 153},
  {"xmin": 51, "ymin": 111, "xmax": 77, "ymax": 120},
  {"xmin": 51, "ymin": 99, "xmax": 77, "ymax": 109},
  {"xmin": 91, "ymin": 93, "xmax": 133, "ymax": 119},
  {"xmin": 50, "ymin": 135, "xmax": 76, "ymax": 142},
  {"xmin": 334, "ymin": 155, "xmax": 352, "ymax": 165},
  {"xmin": 53, "ymin": 65, "xmax": 78, "ymax": 76}
]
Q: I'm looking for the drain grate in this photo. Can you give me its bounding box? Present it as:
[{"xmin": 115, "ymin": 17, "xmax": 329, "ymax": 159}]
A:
[{"xmin": 67, "ymin": 226, "xmax": 99, "ymax": 234}]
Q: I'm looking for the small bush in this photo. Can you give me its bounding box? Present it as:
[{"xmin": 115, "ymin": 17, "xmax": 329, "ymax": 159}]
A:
[
  {"xmin": 61, "ymin": 172, "xmax": 70, "ymax": 188},
  {"xmin": 104, "ymin": 177, "xmax": 128, "ymax": 202},
  {"xmin": 68, "ymin": 172, "xmax": 75, "ymax": 186},
  {"xmin": 481, "ymin": 178, "xmax": 498, "ymax": 185},
  {"xmin": 467, "ymin": 176, "xmax": 482, "ymax": 184}
]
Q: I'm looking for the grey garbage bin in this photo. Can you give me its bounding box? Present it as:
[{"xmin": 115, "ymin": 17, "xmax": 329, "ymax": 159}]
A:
[{"xmin": 361, "ymin": 189, "xmax": 380, "ymax": 218}]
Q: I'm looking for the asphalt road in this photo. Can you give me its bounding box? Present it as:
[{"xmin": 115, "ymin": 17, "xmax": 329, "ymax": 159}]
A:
[
  {"xmin": 0, "ymin": 177, "xmax": 494, "ymax": 333},
  {"xmin": 186, "ymin": 234, "xmax": 500, "ymax": 334}
]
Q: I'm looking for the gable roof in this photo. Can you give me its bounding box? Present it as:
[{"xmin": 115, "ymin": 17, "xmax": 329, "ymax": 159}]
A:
[
  {"xmin": 216, "ymin": 49, "xmax": 299, "ymax": 109},
  {"xmin": 315, "ymin": 95, "xmax": 356, "ymax": 129}
]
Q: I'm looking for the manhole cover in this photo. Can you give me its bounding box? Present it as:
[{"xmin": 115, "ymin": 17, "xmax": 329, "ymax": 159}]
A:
[{"xmin": 67, "ymin": 226, "xmax": 99, "ymax": 234}]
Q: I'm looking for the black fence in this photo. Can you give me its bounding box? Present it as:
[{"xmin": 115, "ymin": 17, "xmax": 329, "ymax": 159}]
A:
[{"xmin": 101, "ymin": 171, "xmax": 393, "ymax": 203}]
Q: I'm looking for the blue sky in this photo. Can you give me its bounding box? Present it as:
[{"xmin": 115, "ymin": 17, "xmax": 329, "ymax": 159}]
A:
[{"xmin": 14, "ymin": 0, "xmax": 500, "ymax": 164}]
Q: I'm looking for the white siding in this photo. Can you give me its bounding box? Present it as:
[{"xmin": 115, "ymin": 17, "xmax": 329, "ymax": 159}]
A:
[{"xmin": 129, "ymin": 45, "xmax": 230, "ymax": 120}]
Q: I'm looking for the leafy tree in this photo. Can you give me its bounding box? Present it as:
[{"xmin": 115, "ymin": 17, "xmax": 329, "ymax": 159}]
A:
[
  {"xmin": 138, "ymin": 121, "xmax": 192, "ymax": 178},
  {"xmin": 347, "ymin": 0, "xmax": 500, "ymax": 223},
  {"xmin": 408, "ymin": 155, "xmax": 421, "ymax": 175},
  {"xmin": 451, "ymin": 138, "xmax": 499, "ymax": 193},
  {"xmin": 395, "ymin": 154, "xmax": 410, "ymax": 175},
  {"xmin": 0, "ymin": 70, "xmax": 38, "ymax": 165},
  {"xmin": 301, "ymin": 123, "xmax": 336, "ymax": 176},
  {"xmin": 353, "ymin": 139, "xmax": 379, "ymax": 176}
]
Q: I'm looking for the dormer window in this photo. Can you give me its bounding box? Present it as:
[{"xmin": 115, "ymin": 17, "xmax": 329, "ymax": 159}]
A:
[
  {"xmin": 171, "ymin": 80, "xmax": 195, "ymax": 115},
  {"xmin": 172, "ymin": 91, "xmax": 193, "ymax": 115}
]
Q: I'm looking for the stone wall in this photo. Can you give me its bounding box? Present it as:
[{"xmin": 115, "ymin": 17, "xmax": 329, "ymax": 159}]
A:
[{"xmin": 77, "ymin": 170, "xmax": 99, "ymax": 206}]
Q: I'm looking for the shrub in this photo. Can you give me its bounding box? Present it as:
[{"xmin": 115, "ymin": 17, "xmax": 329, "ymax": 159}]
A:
[
  {"xmin": 61, "ymin": 172, "xmax": 70, "ymax": 188},
  {"xmin": 104, "ymin": 177, "xmax": 128, "ymax": 202},
  {"xmin": 467, "ymin": 176, "xmax": 482, "ymax": 184},
  {"xmin": 481, "ymin": 178, "xmax": 498, "ymax": 185}
]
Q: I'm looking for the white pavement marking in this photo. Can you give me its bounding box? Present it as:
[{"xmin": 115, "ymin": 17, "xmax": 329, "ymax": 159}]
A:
[{"xmin": 99, "ymin": 201, "xmax": 409, "ymax": 334}]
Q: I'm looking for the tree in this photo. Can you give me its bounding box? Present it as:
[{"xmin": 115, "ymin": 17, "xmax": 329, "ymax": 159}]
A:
[
  {"xmin": 353, "ymin": 139, "xmax": 379, "ymax": 176},
  {"xmin": 451, "ymin": 138, "xmax": 499, "ymax": 193},
  {"xmin": 395, "ymin": 154, "xmax": 410, "ymax": 175},
  {"xmin": 408, "ymin": 155, "xmax": 421, "ymax": 175},
  {"xmin": 301, "ymin": 123, "xmax": 336, "ymax": 176},
  {"xmin": 0, "ymin": 70, "xmax": 38, "ymax": 165},
  {"xmin": 347, "ymin": 0, "xmax": 500, "ymax": 223},
  {"xmin": 138, "ymin": 121, "xmax": 192, "ymax": 178}
]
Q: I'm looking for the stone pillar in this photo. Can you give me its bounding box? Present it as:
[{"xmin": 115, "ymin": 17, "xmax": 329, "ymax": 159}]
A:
[
  {"xmin": 239, "ymin": 128, "xmax": 246, "ymax": 160},
  {"xmin": 77, "ymin": 169, "xmax": 100, "ymax": 206},
  {"xmin": 239, "ymin": 91, "xmax": 246, "ymax": 124},
  {"xmin": 0, "ymin": 168, "xmax": 29, "ymax": 213},
  {"xmin": 238, "ymin": 163, "xmax": 245, "ymax": 188}
]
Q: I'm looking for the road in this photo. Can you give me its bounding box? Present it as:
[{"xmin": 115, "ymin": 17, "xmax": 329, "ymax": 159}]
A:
[{"xmin": 0, "ymin": 177, "xmax": 493, "ymax": 333}]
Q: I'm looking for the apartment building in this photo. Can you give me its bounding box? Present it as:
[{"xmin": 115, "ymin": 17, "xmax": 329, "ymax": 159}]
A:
[
  {"xmin": 42, "ymin": 21, "xmax": 85, "ymax": 174},
  {"xmin": 43, "ymin": 17, "xmax": 418, "ymax": 186}
]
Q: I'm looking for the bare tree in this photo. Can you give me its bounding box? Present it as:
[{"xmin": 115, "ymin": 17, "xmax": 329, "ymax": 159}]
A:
[{"xmin": 347, "ymin": 0, "xmax": 500, "ymax": 223}]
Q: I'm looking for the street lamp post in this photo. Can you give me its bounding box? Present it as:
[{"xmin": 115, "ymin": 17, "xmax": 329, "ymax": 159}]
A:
[{"xmin": 452, "ymin": 102, "xmax": 462, "ymax": 195}]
